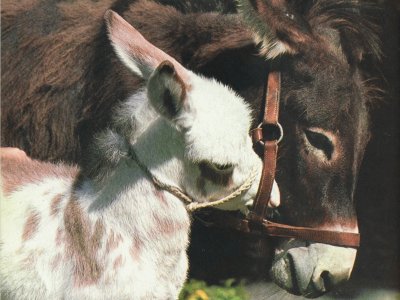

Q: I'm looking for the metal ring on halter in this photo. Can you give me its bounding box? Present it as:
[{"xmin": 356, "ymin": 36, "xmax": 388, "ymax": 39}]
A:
[{"xmin": 256, "ymin": 122, "xmax": 284, "ymax": 144}]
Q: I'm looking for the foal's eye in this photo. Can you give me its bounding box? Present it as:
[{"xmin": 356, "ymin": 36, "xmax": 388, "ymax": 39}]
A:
[
  {"xmin": 304, "ymin": 129, "xmax": 334, "ymax": 160},
  {"xmin": 198, "ymin": 161, "xmax": 234, "ymax": 185},
  {"xmin": 206, "ymin": 162, "xmax": 234, "ymax": 174}
]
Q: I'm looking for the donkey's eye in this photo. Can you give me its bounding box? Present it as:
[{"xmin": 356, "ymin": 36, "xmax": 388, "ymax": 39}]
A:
[{"xmin": 304, "ymin": 129, "xmax": 334, "ymax": 160}]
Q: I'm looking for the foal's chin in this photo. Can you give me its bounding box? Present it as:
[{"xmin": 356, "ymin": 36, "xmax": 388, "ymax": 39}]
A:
[{"xmin": 270, "ymin": 238, "xmax": 357, "ymax": 298}]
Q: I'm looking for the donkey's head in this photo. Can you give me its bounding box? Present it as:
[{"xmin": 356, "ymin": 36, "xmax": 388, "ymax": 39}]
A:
[
  {"xmin": 238, "ymin": 0, "xmax": 380, "ymax": 296},
  {"xmin": 104, "ymin": 10, "xmax": 279, "ymax": 212}
]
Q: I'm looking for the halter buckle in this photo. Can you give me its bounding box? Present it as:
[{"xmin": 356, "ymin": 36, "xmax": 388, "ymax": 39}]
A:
[{"xmin": 255, "ymin": 122, "xmax": 284, "ymax": 144}]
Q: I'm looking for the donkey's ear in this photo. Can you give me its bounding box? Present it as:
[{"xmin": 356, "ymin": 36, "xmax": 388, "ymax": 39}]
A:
[
  {"xmin": 104, "ymin": 10, "xmax": 189, "ymax": 80},
  {"xmin": 147, "ymin": 61, "xmax": 188, "ymax": 122},
  {"xmin": 238, "ymin": 0, "xmax": 314, "ymax": 59}
]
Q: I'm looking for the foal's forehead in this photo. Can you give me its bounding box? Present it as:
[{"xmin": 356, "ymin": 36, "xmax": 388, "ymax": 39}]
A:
[
  {"xmin": 184, "ymin": 76, "xmax": 252, "ymax": 161},
  {"xmin": 190, "ymin": 76, "xmax": 252, "ymax": 125}
]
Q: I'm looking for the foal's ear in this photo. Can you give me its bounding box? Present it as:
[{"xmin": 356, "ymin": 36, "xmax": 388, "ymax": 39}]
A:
[
  {"xmin": 147, "ymin": 61, "xmax": 188, "ymax": 122},
  {"xmin": 104, "ymin": 10, "xmax": 189, "ymax": 81},
  {"xmin": 238, "ymin": 0, "xmax": 314, "ymax": 59}
]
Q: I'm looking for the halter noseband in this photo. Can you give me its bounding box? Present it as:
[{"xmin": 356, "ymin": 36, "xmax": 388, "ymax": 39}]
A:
[{"xmin": 196, "ymin": 71, "xmax": 360, "ymax": 248}]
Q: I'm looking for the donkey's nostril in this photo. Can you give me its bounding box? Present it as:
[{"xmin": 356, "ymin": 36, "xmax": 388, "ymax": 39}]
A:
[
  {"xmin": 271, "ymin": 243, "xmax": 356, "ymax": 297},
  {"xmin": 311, "ymin": 270, "xmax": 331, "ymax": 294},
  {"xmin": 320, "ymin": 270, "xmax": 333, "ymax": 291}
]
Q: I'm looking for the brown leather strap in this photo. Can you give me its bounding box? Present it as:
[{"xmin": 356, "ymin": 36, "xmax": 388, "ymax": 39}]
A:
[
  {"xmin": 250, "ymin": 71, "xmax": 281, "ymax": 222},
  {"xmin": 248, "ymin": 140, "xmax": 278, "ymax": 222},
  {"xmin": 195, "ymin": 210, "xmax": 360, "ymax": 247},
  {"xmin": 263, "ymin": 220, "xmax": 360, "ymax": 247}
]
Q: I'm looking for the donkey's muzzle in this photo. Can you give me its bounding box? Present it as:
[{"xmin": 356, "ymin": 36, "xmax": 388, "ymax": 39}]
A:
[{"xmin": 270, "ymin": 240, "xmax": 357, "ymax": 297}]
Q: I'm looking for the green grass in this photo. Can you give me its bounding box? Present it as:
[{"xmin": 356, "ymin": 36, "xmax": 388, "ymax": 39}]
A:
[{"xmin": 179, "ymin": 279, "xmax": 249, "ymax": 300}]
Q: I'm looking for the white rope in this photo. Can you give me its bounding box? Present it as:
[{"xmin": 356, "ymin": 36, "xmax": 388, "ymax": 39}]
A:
[
  {"xmin": 186, "ymin": 169, "xmax": 258, "ymax": 212},
  {"xmin": 128, "ymin": 147, "xmax": 257, "ymax": 212}
]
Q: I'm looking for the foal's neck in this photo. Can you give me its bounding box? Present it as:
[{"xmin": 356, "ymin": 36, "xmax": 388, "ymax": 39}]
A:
[{"xmin": 76, "ymin": 96, "xmax": 188, "ymax": 233}]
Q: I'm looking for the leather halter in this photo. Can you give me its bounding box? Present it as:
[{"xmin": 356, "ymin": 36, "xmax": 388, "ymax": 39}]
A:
[{"xmin": 195, "ymin": 71, "xmax": 360, "ymax": 248}]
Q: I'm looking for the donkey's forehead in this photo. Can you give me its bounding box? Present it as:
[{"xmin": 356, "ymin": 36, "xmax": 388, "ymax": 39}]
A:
[{"xmin": 282, "ymin": 61, "xmax": 365, "ymax": 128}]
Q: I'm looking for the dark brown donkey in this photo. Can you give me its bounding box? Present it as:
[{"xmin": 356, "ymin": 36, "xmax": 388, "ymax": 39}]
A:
[{"xmin": 1, "ymin": 0, "xmax": 381, "ymax": 297}]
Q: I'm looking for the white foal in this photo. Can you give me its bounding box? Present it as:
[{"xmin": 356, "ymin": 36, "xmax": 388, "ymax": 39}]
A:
[{"xmin": 0, "ymin": 10, "xmax": 279, "ymax": 300}]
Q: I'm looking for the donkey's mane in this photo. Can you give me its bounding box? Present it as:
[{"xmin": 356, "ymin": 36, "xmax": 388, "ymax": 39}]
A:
[
  {"xmin": 154, "ymin": 0, "xmax": 382, "ymax": 60},
  {"xmin": 307, "ymin": 0, "xmax": 382, "ymax": 60},
  {"xmin": 153, "ymin": 0, "xmax": 237, "ymax": 14}
]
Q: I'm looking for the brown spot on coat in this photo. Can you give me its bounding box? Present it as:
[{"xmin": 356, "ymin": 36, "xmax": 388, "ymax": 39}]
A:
[
  {"xmin": 64, "ymin": 195, "xmax": 105, "ymax": 287},
  {"xmin": 130, "ymin": 236, "xmax": 142, "ymax": 262},
  {"xmin": 51, "ymin": 253, "xmax": 62, "ymax": 271},
  {"xmin": 22, "ymin": 253, "xmax": 35, "ymax": 267},
  {"xmin": 152, "ymin": 214, "xmax": 189, "ymax": 236},
  {"xmin": 55, "ymin": 227, "xmax": 64, "ymax": 246},
  {"xmin": 113, "ymin": 255, "xmax": 123, "ymax": 270},
  {"xmin": 154, "ymin": 188, "xmax": 168, "ymax": 206},
  {"xmin": 50, "ymin": 194, "xmax": 63, "ymax": 216},
  {"xmin": 105, "ymin": 231, "xmax": 123, "ymax": 253},
  {"xmin": 22, "ymin": 211, "xmax": 40, "ymax": 241}
]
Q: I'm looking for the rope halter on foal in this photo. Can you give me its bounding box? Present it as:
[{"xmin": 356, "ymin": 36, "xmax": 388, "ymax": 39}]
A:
[{"xmin": 128, "ymin": 147, "xmax": 258, "ymax": 212}]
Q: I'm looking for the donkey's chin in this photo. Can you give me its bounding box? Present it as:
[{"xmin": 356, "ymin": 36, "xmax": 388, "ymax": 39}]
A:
[{"xmin": 270, "ymin": 239, "xmax": 357, "ymax": 298}]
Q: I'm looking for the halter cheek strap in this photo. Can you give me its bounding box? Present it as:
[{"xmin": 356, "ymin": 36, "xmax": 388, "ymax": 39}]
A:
[{"xmin": 249, "ymin": 71, "xmax": 282, "ymax": 223}]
